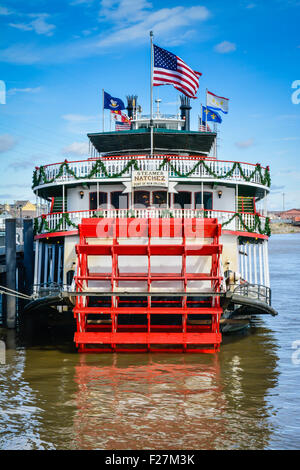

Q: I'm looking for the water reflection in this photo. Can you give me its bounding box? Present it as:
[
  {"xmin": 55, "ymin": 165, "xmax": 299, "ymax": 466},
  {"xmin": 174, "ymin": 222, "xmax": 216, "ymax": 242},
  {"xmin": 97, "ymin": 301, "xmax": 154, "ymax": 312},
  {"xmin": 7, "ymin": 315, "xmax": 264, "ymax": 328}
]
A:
[
  {"xmin": 0, "ymin": 316, "xmax": 279, "ymax": 450},
  {"xmin": 71, "ymin": 323, "xmax": 278, "ymax": 450}
]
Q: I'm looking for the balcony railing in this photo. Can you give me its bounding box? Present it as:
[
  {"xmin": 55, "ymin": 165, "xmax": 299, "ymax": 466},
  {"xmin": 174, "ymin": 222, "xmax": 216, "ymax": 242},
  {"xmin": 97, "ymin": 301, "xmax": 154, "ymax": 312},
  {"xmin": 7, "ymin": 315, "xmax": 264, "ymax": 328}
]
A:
[
  {"xmin": 34, "ymin": 208, "xmax": 270, "ymax": 236},
  {"xmin": 32, "ymin": 156, "xmax": 271, "ymax": 189}
]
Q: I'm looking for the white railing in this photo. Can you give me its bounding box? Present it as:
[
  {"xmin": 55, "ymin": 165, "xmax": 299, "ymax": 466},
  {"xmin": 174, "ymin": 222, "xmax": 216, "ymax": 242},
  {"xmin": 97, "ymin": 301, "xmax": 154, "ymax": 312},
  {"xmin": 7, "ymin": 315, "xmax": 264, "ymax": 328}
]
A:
[
  {"xmin": 34, "ymin": 156, "xmax": 269, "ymax": 188},
  {"xmin": 35, "ymin": 208, "xmax": 267, "ymax": 235}
]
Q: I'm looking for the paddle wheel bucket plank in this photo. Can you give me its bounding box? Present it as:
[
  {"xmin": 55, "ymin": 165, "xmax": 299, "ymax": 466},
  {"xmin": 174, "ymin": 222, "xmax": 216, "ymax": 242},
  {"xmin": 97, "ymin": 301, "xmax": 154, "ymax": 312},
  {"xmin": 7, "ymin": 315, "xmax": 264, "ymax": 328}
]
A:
[{"xmin": 73, "ymin": 217, "xmax": 223, "ymax": 353}]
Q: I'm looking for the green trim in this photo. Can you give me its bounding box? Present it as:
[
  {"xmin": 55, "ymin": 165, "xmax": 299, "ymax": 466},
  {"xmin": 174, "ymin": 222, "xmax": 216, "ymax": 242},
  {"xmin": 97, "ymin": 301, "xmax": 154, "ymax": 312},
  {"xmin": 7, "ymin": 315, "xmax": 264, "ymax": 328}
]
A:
[
  {"xmin": 34, "ymin": 213, "xmax": 78, "ymax": 234},
  {"xmin": 32, "ymin": 159, "xmax": 271, "ymax": 188},
  {"xmin": 34, "ymin": 211, "xmax": 271, "ymax": 236},
  {"xmin": 221, "ymin": 213, "xmax": 271, "ymax": 237}
]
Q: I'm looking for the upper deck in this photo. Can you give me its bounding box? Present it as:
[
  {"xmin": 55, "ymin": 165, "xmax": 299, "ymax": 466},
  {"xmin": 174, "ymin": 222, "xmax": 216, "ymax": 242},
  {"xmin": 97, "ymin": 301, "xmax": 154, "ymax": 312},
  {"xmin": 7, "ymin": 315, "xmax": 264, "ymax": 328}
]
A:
[{"xmin": 32, "ymin": 154, "xmax": 271, "ymax": 200}]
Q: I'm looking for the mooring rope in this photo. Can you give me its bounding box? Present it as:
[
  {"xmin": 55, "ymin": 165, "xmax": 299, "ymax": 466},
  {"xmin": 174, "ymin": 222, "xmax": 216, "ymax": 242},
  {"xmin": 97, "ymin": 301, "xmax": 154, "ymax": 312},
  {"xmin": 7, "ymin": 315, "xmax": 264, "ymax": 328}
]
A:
[{"xmin": 0, "ymin": 285, "xmax": 32, "ymax": 300}]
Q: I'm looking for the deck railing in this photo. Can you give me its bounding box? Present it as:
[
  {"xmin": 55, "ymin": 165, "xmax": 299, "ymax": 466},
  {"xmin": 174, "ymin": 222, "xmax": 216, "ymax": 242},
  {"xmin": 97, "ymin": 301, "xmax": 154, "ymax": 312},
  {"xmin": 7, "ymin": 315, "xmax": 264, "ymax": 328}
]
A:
[
  {"xmin": 34, "ymin": 208, "xmax": 269, "ymax": 236},
  {"xmin": 33, "ymin": 156, "xmax": 271, "ymax": 188}
]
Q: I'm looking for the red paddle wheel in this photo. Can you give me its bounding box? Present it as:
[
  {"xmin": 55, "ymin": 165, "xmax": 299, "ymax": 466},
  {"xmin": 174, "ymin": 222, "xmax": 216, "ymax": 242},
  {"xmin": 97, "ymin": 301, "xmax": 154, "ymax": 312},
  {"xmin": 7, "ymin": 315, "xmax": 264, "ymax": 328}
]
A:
[{"xmin": 73, "ymin": 217, "xmax": 223, "ymax": 353}]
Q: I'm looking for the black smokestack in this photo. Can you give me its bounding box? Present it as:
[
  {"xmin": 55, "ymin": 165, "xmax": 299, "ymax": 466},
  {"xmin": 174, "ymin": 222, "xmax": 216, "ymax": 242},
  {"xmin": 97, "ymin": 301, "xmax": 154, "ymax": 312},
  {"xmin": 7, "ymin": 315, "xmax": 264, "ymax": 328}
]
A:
[
  {"xmin": 180, "ymin": 95, "xmax": 191, "ymax": 131},
  {"xmin": 127, "ymin": 95, "xmax": 138, "ymax": 119}
]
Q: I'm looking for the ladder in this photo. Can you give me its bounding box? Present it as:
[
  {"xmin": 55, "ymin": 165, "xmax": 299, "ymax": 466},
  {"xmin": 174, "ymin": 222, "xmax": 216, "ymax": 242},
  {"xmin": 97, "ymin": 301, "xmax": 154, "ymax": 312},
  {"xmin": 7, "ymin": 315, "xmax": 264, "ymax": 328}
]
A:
[{"xmin": 73, "ymin": 217, "xmax": 223, "ymax": 353}]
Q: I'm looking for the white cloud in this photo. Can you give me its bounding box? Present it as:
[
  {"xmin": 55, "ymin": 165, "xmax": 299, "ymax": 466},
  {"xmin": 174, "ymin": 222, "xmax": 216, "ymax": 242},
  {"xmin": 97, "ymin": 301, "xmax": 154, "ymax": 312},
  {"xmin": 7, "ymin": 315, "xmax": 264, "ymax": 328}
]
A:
[
  {"xmin": 235, "ymin": 138, "xmax": 254, "ymax": 149},
  {"xmin": 95, "ymin": 5, "xmax": 211, "ymax": 49},
  {"xmin": 62, "ymin": 114, "xmax": 98, "ymax": 122},
  {"xmin": 62, "ymin": 141, "xmax": 89, "ymax": 156},
  {"xmin": 0, "ymin": 4, "xmax": 211, "ymax": 64},
  {"xmin": 214, "ymin": 40, "xmax": 236, "ymax": 53},
  {"xmin": 99, "ymin": 0, "xmax": 153, "ymax": 23},
  {"xmin": 7, "ymin": 86, "xmax": 42, "ymax": 95},
  {"xmin": 9, "ymin": 14, "xmax": 56, "ymax": 37},
  {"xmin": 0, "ymin": 5, "xmax": 14, "ymax": 15},
  {"xmin": 0, "ymin": 134, "xmax": 17, "ymax": 153},
  {"xmin": 70, "ymin": 0, "xmax": 95, "ymax": 5}
]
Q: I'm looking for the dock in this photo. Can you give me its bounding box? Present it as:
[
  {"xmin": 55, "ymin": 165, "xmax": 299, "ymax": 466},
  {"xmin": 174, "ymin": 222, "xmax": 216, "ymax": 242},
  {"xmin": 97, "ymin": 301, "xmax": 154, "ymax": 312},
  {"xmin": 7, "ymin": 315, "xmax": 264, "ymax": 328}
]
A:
[{"xmin": 0, "ymin": 218, "xmax": 34, "ymax": 328}]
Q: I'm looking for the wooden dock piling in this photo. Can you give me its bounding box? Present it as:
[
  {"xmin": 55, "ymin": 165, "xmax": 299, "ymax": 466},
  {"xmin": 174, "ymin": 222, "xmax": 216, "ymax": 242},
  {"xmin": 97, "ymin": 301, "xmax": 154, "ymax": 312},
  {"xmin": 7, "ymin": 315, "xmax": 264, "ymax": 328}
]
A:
[
  {"xmin": 23, "ymin": 219, "xmax": 34, "ymax": 297},
  {"xmin": 5, "ymin": 218, "xmax": 16, "ymax": 328}
]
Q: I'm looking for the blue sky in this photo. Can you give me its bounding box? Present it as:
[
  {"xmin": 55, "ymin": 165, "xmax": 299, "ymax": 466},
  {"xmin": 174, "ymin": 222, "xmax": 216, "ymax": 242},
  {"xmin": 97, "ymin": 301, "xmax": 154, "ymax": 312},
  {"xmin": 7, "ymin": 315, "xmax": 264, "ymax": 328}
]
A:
[{"xmin": 0, "ymin": 0, "xmax": 299, "ymax": 210}]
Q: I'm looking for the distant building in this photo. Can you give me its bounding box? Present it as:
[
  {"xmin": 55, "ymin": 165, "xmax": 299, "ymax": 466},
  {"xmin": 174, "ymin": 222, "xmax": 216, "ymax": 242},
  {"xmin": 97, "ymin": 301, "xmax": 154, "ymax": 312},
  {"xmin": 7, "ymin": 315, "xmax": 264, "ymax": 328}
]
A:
[
  {"xmin": 268, "ymin": 208, "xmax": 300, "ymax": 224},
  {"xmin": 0, "ymin": 200, "xmax": 38, "ymax": 219},
  {"xmin": 280, "ymin": 209, "xmax": 300, "ymax": 221}
]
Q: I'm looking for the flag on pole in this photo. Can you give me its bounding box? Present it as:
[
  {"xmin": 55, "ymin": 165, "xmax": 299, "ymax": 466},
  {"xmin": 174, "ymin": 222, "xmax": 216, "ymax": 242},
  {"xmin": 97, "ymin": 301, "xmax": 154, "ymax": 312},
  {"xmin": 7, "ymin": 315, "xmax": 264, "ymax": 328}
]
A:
[
  {"xmin": 199, "ymin": 124, "xmax": 211, "ymax": 132},
  {"xmin": 111, "ymin": 110, "xmax": 131, "ymax": 131},
  {"xmin": 198, "ymin": 117, "xmax": 211, "ymax": 132},
  {"xmin": 115, "ymin": 121, "xmax": 131, "ymax": 131},
  {"xmin": 104, "ymin": 91, "xmax": 125, "ymax": 111},
  {"xmin": 202, "ymin": 106, "xmax": 222, "ymax": 123},
  {"xmin": 206, "ymin": 90, "xmax": 229, "ymax": 114},
  {"xmin": 153, "ymin": 44, "xmax": 202, "ymax": 99}
]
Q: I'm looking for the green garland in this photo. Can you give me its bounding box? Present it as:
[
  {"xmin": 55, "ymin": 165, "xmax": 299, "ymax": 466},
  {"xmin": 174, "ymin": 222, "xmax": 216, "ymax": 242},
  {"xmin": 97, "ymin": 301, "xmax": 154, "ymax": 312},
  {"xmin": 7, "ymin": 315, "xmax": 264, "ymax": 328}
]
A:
[
  {"xmin": 158, "ymin": 157, "xmax": 271, "ymax": 186},
  {"xmin": 34, "ymin": 211, "xmax": 271, "ymax": 236},
  {"xmin": 34, "ymin": 212, "xmax": 78, "ymax": 234},
  {"xmin": 32, "ymin": 158, "xmax": 271, "ymax": 188},
  {"xmin": 221, "ymin": 213, "xmax": 271, "ymax": 237}
]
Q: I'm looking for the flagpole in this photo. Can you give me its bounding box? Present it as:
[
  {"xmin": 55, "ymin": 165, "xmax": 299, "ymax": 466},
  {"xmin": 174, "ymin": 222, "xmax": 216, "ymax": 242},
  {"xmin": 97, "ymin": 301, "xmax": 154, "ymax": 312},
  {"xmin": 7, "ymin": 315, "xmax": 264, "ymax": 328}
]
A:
[
  {"xmin": 150, "ymin": 30, "xmax": 154, "ymax": 158},
  {"xmin": 201, "ymin": 103, "xmax": 203, "ymax": 128},
  {"xmin": 205, "ymin": 88, "xmax": 208, "ymax": 132},
  {"xmin": 102, "ymin": 88, "xmax": 104, "ymax": 132}
]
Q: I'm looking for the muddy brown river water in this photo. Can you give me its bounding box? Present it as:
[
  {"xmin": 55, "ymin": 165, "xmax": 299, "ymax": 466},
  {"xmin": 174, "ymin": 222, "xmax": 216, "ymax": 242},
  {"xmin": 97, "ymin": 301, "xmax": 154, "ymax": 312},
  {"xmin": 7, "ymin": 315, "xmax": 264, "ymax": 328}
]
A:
[{"xmin": 0, "ymin": 233, "xmax": 300, "ymax": 450}]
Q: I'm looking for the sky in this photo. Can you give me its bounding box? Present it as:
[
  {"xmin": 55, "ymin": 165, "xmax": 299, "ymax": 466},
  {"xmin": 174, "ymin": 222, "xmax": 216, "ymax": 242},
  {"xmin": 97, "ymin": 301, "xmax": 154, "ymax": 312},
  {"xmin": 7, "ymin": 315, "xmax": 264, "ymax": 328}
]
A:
[{"xmin": 0, "ymin": 0, "xmax": 300, "ymax": 210}]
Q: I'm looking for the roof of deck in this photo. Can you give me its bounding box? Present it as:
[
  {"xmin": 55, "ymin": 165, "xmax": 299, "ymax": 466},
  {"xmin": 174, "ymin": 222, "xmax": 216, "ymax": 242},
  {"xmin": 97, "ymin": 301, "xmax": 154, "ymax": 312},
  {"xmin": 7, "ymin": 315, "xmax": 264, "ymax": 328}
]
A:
[{"xmin": 87, "ymin": 128, "xmax": 216, "ymax": 155}]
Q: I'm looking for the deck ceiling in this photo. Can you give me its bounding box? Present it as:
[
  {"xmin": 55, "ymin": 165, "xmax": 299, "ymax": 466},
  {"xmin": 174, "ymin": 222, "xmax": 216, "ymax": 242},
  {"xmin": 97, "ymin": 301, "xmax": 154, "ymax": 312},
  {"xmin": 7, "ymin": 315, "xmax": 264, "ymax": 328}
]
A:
[{"xmin": 87, "ymin": 128, "xmax": 216, "ymax": 155}]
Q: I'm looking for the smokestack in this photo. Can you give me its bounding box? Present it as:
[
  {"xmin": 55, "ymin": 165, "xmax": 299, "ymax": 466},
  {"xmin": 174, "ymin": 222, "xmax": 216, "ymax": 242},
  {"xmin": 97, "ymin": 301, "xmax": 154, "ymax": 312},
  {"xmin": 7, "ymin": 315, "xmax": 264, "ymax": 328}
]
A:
[
  {"xmin": 127, "ymin": 95, "xmax": 138, "ymax": 119},
  {"xmin": 180, "ymin": 95, "xmax": 191, "ymax": 131}
]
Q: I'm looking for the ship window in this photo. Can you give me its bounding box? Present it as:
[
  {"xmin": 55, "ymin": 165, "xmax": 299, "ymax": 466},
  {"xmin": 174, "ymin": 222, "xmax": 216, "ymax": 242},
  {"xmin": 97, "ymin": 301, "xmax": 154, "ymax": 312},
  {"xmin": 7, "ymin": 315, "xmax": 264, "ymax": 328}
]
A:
[
  {"xmin": 153, "ymin": 191, "xmax": 167, "ymax": 207},
  {"xmin": 195, "ymin": 192, "xmax": 213, "ymax": 210},
  {"xmin": 173, "ymin": 191, "xmax": 191, "ymax": 209},
  {"xmin": 89, "ymin": 192, "xmax": 108, "ymax": 210},
  {"xmin": 134, "ymin": 191, "xmax": 150, "ymax": 208},
  {"xmin": 111, "ymin": 191, "xmax": 128, "ymax": 209}
]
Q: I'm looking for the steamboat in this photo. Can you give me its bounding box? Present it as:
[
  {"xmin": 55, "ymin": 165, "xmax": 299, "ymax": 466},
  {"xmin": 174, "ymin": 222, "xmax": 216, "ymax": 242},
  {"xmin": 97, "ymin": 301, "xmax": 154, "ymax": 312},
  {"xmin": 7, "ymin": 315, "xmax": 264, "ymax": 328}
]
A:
[{"xmin": 26, "ymin": 91, "xmax": 277, "ymax": 353}]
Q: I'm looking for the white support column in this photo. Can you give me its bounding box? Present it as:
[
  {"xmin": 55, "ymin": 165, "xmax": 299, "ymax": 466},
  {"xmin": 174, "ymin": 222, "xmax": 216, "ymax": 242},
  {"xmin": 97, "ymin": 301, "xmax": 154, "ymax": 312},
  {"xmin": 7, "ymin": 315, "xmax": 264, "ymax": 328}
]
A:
[
  {"xmin": 57, "ymin": 245, "xmax": 62, "ymax": 285},
  {"xmin": 254, "ymin": 243, "xmax": 258, "ymax": 285},
  {"xmin": 249, "ymin": 243, "xmax": 253, "ymax": 284},
  {"xmin": 33, "ymin": 240, "xmax": 39, "ymax": 294},
  {"xmin": 50, "ymin": 245, "xmax": 55, "ymax": 284},
  {"xmin": 240, "ymin": 246, "xmax": 244, "ymax": 280},
  {"xmin": 244, "ymin": 243, "xmax": 248, "ymax": 282},
  {"xmin": 264, "ymin": 240, "xmax": 270, "ymax": 288},
  {"xmin": 38, "ymin": 241, "xmax": 43, "ymax": 287},
  {"xmin": 259, "ymin": 242, "xmax": 263, "ymax": 286},
  {"xmin": 44, "ymin": 244, "xmax": 48, "ymax": 285}
]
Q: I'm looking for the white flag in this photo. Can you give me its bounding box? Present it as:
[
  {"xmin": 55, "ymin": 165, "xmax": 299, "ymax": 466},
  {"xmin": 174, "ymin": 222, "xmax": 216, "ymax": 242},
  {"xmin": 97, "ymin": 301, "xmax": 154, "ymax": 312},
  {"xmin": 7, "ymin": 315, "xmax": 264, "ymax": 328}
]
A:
[{"xmin": 207, "ymin": 90, "xmax": 229, "ymax": 114}]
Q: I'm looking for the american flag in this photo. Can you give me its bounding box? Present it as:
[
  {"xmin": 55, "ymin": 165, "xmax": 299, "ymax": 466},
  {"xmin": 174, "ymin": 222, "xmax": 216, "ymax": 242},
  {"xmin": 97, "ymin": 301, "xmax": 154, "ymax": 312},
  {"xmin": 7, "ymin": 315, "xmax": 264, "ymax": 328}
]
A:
[
  {"xmin": 198, "ymin": 122, "xmax": 211, "ymax": 132},
  {"xmin": 115, "ymin": 121, "xmax": 131, "ymax": 131},
  {"xmin": 112, "ymin": 110, "xmax": 131, "ymax": 131},
  {"xmin": 153, "ymin": 44, "xmax": 202, "ymax": 99}
]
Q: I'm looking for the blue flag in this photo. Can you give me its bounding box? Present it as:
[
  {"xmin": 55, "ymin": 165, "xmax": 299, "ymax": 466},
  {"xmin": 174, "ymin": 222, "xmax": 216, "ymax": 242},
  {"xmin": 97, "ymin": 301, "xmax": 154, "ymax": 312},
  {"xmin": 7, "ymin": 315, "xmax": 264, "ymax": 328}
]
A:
[
  {"xmin": 104, "ymin": 91, "xmax": 125, "ymax": 111},
  {"xmin": 202, "ymin": 106, "xmax": 222, "ymax": 123}
]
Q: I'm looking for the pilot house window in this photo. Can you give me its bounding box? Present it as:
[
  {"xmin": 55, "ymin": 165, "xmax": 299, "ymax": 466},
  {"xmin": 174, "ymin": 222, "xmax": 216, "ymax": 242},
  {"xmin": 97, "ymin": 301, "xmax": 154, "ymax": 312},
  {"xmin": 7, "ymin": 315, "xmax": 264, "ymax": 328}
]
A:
[
  {"xmin": 111, "ymin": 191, "xmax": 128, "ymax": 209},
  {"xmin": 153, "ymin": 191, "xmax": 167, "ymax": 207},
  {"xmin": 89, "ymin": 192, "xmax": 107, "ymax": 210},
  {"xmin": 173, "ymin": 191, "xmax": 192, "ymax": 209},
  {"xmin": 134, "ymin": 191, "xmax": 150, "ymax": 207},
  {"xmin": 195, "ymin": 192, "xmax": 213, "ymax": 210}
]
